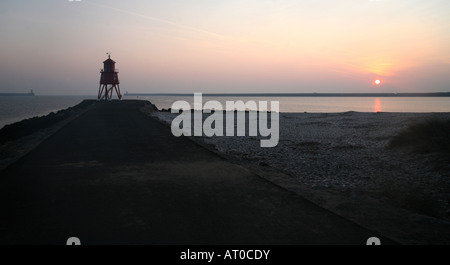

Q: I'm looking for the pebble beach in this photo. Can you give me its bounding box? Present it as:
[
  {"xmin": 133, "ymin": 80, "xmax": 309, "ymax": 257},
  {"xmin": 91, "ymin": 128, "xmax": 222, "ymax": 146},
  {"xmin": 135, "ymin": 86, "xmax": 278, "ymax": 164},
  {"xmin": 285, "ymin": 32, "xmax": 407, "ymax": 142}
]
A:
[{"xmin": 152, "ymin": 110, "xmax": 450, "ymax": 244}]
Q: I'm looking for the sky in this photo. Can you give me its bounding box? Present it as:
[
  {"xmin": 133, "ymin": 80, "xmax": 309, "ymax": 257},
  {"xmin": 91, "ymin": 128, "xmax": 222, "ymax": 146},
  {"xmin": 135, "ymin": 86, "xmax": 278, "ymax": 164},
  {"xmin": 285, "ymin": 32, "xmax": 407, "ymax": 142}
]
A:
[{"xmin": 0, "ymin": 0, "xmax": 449, "ymax": 95}]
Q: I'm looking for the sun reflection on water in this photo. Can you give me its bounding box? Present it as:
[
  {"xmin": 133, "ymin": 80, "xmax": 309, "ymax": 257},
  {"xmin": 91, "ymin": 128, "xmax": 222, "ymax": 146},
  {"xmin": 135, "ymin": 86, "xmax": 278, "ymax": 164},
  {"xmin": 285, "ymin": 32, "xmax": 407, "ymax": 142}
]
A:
[{"xmin": 374, "ymin": 98, "xmax": 382, "ymax": 112}]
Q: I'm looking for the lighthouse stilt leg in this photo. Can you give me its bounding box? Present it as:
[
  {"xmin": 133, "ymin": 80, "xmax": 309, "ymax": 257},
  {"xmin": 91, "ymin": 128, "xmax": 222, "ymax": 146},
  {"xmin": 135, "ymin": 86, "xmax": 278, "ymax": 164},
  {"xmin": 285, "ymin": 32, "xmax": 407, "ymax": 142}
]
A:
[
  {"xmin": 115, "ymin": 84, "xmax": 122, "ymax": 100},
  {"xmin": 108, "ymin": 85, "xmax": 114, "ymax": 101},
  {"xmin": 97, "ymin": 84, "xmax": 103, "ymax": 100},
  {"xmin": 98, "ymin": 84, "xmax": 108, "ymax": 100}
]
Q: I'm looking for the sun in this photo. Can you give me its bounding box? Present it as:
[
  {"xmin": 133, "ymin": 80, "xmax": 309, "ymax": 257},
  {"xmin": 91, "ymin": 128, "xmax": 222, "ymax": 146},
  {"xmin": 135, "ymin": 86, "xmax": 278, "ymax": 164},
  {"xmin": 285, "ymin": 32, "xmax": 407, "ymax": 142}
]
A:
[{"xmin": 375, "ymin": 79, "xmax": 381, "ymax": 85}]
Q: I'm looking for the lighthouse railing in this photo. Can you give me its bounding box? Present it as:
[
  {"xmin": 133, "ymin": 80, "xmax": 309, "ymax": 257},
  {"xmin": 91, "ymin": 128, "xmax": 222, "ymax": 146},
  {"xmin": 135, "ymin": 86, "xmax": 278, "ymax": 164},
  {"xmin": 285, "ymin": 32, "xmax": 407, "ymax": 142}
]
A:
[{"xmin": 100, "ymin": 68, "xmax": 119, "ymax": 73}]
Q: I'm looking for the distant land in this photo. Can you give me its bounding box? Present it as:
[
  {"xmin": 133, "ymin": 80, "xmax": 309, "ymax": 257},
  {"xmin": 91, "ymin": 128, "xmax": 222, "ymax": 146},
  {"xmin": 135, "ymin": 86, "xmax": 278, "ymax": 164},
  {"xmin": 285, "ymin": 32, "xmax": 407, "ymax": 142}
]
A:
[
  {"xmin": 124, "ymin": 92, "xmax": 450, "ymax": 97},
  {"xmin": 0, "ymin": 89, "xmax": 35, "ymax": 97}
]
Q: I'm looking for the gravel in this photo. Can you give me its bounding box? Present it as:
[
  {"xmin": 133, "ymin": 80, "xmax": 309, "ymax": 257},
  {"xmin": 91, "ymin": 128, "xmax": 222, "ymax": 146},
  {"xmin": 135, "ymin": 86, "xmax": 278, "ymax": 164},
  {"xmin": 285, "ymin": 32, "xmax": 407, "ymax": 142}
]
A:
[{"xmin": 152, "ymin": 110, "xmax": 450, "ymax": 221}]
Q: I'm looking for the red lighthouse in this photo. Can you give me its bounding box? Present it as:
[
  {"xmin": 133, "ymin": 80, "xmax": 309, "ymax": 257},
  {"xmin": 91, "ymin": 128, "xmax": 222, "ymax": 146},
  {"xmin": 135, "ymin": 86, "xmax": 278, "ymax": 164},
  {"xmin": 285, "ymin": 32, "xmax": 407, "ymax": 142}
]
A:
[{"xmin": 98, "ymin": 53, "xmax": 122, "ymax": 100}]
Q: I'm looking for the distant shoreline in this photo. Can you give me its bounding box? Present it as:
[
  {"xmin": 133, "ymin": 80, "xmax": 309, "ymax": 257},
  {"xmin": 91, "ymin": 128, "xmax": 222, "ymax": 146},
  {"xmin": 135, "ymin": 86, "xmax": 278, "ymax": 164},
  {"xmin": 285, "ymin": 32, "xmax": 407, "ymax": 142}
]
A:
[
  {"xmin": 124, "ymin": 92, "xmax": 450, "ymax": 97},
  {"xmin": 0, "ymin": 90, "xmax": 35, "ymax": 97}
]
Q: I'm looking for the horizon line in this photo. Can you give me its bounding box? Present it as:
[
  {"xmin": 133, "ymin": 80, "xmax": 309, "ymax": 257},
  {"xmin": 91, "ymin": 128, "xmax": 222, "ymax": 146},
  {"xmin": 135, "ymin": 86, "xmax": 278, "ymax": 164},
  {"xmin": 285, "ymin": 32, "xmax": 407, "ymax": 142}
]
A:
[
  {"xmin": 2, "ymin": 92, "xmax": 450, "ymax": 97},
  {"xmin": 121, "ymin": 92, "xmax": 450, "ymax": 97}
]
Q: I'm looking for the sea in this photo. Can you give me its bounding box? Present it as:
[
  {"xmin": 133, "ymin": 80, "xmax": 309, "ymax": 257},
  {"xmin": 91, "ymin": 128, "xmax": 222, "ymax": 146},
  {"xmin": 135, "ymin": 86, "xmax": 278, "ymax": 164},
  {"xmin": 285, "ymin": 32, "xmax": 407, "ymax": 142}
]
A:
[{"xmin": 1, "ymin": 95, "xmax": 449, "ymax": 129}]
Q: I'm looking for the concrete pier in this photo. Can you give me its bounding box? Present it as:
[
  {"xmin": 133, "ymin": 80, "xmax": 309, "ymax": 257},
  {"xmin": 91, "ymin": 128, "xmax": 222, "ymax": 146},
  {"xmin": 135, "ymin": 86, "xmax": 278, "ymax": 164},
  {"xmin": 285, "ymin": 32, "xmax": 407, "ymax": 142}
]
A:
[{"xmin": 0, "ymin": 100, "xmax": 393, "ymax": 244}]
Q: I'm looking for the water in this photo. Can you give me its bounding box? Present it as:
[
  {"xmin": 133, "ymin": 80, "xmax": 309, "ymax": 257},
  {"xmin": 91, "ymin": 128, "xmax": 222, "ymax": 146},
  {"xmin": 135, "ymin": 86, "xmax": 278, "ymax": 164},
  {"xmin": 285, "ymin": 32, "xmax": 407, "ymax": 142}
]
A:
[
  {"xmin": 130, "ymin": 95, "xmax": 450, "ymax": 113},
  {"xmin": 0, "ymin": 96, "xmax": 94, "ymax": 129},
  {"xmin": 0, "ymin": 95, "xmax": 449, "ymax": 129}
]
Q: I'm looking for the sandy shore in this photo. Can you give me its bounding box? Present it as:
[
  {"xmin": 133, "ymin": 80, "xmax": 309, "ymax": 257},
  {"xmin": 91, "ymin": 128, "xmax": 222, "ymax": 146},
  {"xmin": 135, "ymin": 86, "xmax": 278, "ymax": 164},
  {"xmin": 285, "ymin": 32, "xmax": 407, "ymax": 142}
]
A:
[{"xmin": 152, "ymin": 110, "xmax": 450, "ymax": 244}]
